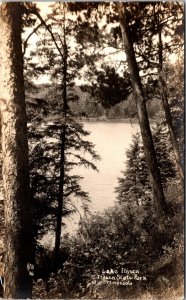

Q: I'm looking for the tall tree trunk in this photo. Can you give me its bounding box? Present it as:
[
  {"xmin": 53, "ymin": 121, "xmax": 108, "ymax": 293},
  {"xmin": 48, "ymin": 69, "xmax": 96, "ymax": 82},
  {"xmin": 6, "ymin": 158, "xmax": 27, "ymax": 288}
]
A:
[
  {"xmin": 0, "ymin": 3, "xmax": 32, "ymax": 298},
  {"xmin": 53, "ymin": 13, "xmax": 68, "ymax": 268},
  {"xmin": 117, "ymin": 3, "xmax": 167, "ymax": 216},
  {"xmin": 158, "ymin": 29, "xmax": 184, "ymax": 185},
  {"xmin": 53, "ymin": 126, "xmax": 66, "ymax": 269}
]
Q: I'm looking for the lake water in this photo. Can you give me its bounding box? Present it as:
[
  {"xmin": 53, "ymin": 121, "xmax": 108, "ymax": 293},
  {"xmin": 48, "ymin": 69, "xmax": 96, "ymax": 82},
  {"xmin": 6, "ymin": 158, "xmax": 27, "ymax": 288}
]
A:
[{"xmin": 65, "ymin": 121, "xmax": 139, "ymax": 235}]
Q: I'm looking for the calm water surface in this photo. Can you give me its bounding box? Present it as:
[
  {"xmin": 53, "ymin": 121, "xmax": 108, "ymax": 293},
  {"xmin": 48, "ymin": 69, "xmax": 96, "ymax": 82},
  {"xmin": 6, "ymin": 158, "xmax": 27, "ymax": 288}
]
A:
[{"xmin": 65, "ymin": 121, "xmax": 139, "ymax": 234}]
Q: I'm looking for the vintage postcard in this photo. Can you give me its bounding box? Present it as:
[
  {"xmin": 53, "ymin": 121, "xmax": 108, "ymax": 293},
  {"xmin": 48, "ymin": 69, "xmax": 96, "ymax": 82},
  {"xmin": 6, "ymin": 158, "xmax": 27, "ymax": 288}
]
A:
[{"xmin": 0, "ymin": 1, "xmax": 184, "ymax": 299}]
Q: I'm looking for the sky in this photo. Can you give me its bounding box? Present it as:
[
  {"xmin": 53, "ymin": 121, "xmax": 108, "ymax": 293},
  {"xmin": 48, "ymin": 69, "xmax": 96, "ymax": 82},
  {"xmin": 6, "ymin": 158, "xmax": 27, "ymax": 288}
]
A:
[
  {"xmin": 34, "ymin": 1, "xmax": 54, "ymax": 16},
  {"xmin": 24, "ymin": 2, "xmax": 179, "ymax": 84},
  {"xmin": 25, "ymin": 2, "xmax": 127, "ymax": 85}
]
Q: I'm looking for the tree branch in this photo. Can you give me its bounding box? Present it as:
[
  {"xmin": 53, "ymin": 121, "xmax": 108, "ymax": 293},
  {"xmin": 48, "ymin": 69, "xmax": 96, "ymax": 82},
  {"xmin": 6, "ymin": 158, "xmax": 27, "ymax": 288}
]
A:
[
  {"xmin": 23, "ymin": 22, "xmax": 43, "ymax": 55},
  {"xmin": 24, "ymin": 5, "xmax": 64, "ymax": 60}
]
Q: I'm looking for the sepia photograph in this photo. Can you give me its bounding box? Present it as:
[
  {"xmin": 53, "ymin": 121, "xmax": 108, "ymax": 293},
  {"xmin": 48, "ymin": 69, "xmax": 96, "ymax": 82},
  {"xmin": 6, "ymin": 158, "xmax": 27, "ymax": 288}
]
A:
[{"xmin": 0, "ymin": 1, "xmax": 184, "ymax": 299}]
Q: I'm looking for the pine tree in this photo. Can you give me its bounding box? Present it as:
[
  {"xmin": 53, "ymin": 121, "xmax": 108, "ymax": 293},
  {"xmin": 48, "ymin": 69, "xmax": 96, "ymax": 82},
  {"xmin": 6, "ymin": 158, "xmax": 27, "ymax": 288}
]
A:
[
  {"xmin": 116, "ymin": 123, "xmax": 176, "ymax": 208},
  {"xmin": 117, "ymin": 2, "xmax": 167, "ymax": 216},
  {"xmin": 116, "ymin": 133, "xmax": 150, "ymax": 207},
  {"xmin": 66, "ymin": 2, "xmax": 183, "ymax": 215},
  {"xmin": 23, "ymin": 2, "xmax": 100, "ymax": 269},
  {"xmin": 0, "ymin": 3, "xmax": 32, "ymax": 298}
]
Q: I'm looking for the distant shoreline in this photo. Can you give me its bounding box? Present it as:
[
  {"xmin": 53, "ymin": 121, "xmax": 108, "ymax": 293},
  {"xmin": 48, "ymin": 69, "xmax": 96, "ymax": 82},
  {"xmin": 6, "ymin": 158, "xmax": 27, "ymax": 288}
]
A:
[{"xmin": 77, "ymin": 117, "xmax": 157, "ymax": 124}]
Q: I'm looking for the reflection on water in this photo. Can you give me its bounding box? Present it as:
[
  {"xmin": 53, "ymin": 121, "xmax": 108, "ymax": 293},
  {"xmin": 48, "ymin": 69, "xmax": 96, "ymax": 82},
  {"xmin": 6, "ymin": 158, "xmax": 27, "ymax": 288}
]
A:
[{"xmin": 65, "ymin": 121, "xmax": 139, "ymax": 235}]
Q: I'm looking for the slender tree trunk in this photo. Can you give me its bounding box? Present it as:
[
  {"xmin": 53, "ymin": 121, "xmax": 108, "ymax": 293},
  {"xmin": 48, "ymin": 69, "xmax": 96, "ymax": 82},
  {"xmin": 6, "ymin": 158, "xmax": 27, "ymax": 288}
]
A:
[
  {"xmin": 158, "ymin": 30, "xmax": 184, "ymax": 185},
  {"xmin": 117, "ymin": 3, "xmax": 167, "ymax": 216},
  {"xmin": 0, "ymin": 3, "xmax": 32, "ymax": 298},
  {"xmin": 53, "ymin": 16, "xmax": 68, "ymax": 268},
  {"xmin": 53, "ymin": 126, "xmax": 66, "ymax": 269}
]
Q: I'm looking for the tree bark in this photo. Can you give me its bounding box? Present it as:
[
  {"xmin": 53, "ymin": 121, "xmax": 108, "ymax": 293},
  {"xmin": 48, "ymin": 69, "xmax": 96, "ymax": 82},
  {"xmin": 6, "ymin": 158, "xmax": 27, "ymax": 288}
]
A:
[
  {"xmin": 117, "ymin": 3, "xmax": 167, "ymax": 216},
  {"xmin": 53, "ymin": 10, "xmax": 68, "ymax": 268},
  {"xmin": 0, "ymin": 3, "xmax": 32, "ymax": 298},
  {"xmin": 158, "ymin": 30, "xmax": 184, "ymax": 185},
  {"xmin": 53, "ymin": 126, "xmax": 66, "ymax": 269}
]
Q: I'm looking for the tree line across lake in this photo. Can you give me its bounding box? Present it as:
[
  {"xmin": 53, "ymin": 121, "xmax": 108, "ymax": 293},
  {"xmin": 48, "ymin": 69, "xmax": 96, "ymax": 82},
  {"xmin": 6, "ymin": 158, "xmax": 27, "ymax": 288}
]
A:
[
  {"xmin": 0, "ymin": 2, "xmax": 184, "ymax": 299},
  {"xmin": 29, "ymin": 83, "xmax": 162, "ymax": 120}
]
